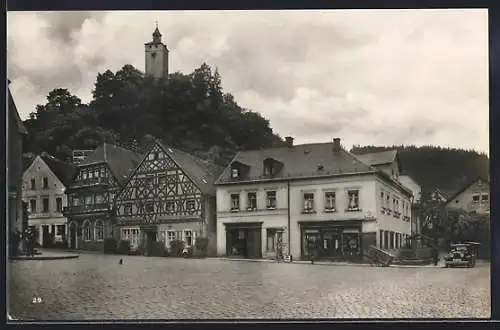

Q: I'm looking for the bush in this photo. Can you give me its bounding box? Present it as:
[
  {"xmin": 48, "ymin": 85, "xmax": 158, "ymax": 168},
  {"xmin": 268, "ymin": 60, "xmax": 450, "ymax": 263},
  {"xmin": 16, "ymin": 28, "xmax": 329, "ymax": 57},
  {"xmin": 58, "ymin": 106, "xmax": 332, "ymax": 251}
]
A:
[
  {"xmin": 194, "ymin": 237, "xmax": 209, "ymax": 258},
  {"xmin": 103, "ymin": 238, "xmax": 117, "ymax": 254},
  {"xmin": 169, "ymin": 239, "xmax": 185, "ymax": 257},
  {"xmin": 116, "ymin": 240, "xmax": 131, "ymax": 255},
  {"xmin": 151, "ymin": 241, "xmax": 169, "ymax": 257}
]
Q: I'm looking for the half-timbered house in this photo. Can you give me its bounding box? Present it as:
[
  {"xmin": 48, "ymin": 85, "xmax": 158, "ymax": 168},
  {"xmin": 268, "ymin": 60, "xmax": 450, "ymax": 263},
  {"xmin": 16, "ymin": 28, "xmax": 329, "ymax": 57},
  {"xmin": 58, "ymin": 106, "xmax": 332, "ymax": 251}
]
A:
[
  {"xmin": 113, "ymin": 140, "xmax": 223, "ymax": 256},
  {"xmin": 63, "ymin": 143, "xmax": 142, "ymax": 251}
]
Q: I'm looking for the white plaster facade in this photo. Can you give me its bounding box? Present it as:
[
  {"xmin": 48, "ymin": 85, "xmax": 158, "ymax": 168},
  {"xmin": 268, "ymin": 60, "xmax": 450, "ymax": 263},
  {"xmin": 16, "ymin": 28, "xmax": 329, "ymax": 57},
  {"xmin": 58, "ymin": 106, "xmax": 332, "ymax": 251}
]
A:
[
  {"xmin": 217, "ymin": 174, "xmax": 412, "ymax": 260},
  {"xmin": 22, "ymin": 156, "xmax": 69, "ymax": 246}
]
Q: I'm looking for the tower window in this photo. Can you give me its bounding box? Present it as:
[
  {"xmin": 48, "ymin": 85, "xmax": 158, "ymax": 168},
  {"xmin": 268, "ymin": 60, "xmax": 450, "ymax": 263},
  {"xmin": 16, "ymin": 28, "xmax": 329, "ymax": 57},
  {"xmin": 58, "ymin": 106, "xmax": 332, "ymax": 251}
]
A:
[{"xmin": 151, "ymin": 53, "xmax": 157, "ymax": 58}]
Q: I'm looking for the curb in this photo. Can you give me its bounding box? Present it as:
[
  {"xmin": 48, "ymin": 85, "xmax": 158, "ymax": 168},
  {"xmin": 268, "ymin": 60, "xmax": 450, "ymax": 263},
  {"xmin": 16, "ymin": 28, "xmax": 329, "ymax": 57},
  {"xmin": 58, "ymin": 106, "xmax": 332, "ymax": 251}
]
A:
[
  {"xmin": 9, "ymin": 255, "xmax": 79, "ymax": 261},
  {"xmin": 218, "ymin": 258, "xmax": 451, "ymax": 269}
]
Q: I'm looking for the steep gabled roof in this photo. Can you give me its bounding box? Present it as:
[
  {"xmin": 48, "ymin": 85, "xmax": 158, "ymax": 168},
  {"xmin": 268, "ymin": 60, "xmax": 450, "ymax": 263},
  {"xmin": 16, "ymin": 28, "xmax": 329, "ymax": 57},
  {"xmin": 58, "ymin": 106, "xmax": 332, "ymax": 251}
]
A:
[
  {"xmin": 79, "ymin": 143, "xmax": 143, "ymax": 184},
  {"xmin": 157, "ymin": 141, "xmax": 224, "ymax": 195},
  {"xmin": 8, "ymin": 88, "xmax": 28, "ymax": 135},
  {"xmin": 41, "ymin": 155, "xmax": 76, "ymax": 187},
  {"xmin": 354, "ymin": 150, "xmax": 398, "ymax": 167},
  {"xmin": 216, "ymin": 142, "xmax": 376, "ymax": 184},
  {"xmin": 445, "ymin": 176, "xmax": 490, "ymax": 204}
]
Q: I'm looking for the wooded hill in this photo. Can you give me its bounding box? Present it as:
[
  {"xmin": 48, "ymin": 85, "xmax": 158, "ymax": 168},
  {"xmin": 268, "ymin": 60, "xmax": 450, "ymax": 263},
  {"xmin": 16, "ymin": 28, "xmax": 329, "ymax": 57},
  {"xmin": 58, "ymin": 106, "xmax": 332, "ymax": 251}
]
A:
[
  {"xmin": 351, "ymin": 145, "xmax": 489, "ymax": 196},
  {"xmin": 20, "ymin": 63, "xmax": 489, "ymax": 196}
]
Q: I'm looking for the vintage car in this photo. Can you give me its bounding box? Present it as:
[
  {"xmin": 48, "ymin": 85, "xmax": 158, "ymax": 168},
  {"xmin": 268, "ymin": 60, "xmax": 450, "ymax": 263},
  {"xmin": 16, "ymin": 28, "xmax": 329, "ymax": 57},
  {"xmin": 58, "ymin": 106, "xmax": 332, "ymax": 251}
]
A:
[{"xmin": 443, "ymin": 242, "xmax": 479, "ymax": 268}]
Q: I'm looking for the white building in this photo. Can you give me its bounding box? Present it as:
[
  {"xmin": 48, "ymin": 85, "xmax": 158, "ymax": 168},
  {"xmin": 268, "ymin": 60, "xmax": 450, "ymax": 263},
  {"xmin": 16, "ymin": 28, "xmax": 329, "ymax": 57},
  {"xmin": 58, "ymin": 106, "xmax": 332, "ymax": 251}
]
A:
[
  {"xmin": 398, "ymin": 175, "xmax": 422, "ymax": 235},
  {"xmin": 22, "ymin": 154, "xmax": 76, "ymax": 247},
  {"xmin": 215, "ymin": 138, "xmax": 414, "ymax": 261}
]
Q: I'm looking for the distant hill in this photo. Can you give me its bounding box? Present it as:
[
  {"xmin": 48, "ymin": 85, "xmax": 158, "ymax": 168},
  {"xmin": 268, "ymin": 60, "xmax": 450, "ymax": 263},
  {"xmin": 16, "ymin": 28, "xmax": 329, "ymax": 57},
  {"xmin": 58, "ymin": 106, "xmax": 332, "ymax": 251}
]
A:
[{"xmin": 350, "ymin": 145, "xmax": 489, "ymax": 197}]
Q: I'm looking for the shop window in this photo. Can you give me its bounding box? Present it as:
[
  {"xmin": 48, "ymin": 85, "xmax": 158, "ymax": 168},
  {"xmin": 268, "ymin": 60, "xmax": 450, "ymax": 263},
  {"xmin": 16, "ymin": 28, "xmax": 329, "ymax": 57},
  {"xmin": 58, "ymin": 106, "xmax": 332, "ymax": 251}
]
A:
[
  {"xmin": 95, "ymin": 220, "xmax": 104, "ymax": 241},
  {"xmin": 83, "ymin": 221, "xmax": 92, "ymax": 241}
]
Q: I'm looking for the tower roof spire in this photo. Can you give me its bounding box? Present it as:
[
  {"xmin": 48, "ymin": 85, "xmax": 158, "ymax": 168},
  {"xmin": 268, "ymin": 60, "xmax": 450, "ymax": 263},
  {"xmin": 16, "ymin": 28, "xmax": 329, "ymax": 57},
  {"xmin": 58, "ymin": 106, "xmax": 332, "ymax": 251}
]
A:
[{"xmin": 152, "ymin": 21, "xmax": 162, "ymax": 43}]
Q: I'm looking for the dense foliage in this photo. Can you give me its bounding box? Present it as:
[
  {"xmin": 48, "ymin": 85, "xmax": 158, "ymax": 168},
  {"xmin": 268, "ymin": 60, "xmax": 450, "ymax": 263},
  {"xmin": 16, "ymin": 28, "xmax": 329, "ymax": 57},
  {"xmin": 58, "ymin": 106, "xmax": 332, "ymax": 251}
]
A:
[
  {"xmin": 21, "ymin": 62, "xmax": 488, "ymax": 197},
  {"xmin": 351, "ymin": 145, "xmax": 489, "ymax": 196},
  {"xmin": 22, "ymin": 63, "xmax": 284, "ymax": 166}
]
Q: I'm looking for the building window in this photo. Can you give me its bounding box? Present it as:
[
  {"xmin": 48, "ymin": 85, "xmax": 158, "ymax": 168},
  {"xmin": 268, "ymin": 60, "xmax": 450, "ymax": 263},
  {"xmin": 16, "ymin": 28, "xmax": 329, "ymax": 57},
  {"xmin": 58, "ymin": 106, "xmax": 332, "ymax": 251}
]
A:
[
  {"xmin": 145, "ymin": 202, "xmax": 154, "ymax": 213},
  {"xmin": 266, "ymin": 228, "xmax": 277, "ymax": 251},
  {"xmin": 124, "ymin": 203, "xmax": 133, "ymax": 215},
  {"xmin": 184, "ymin": 230, "xmax": 193, "ymax": 246},
  {"xmin": 380, "ymin": 191, "xmax": 385, "ymax": 209},
  {"xmin": 84, "ymin": 195, "xmax": 92, "ymax": 205},
  {"xmin": 231, "ymin": 168, "xmax": 239, "ymax": 179},
  {"xmin": 166, "ymin": 201, "xmax": 175, "ymax": 213},
  {"xmin": 95, "ymin": 220, "xmax": 104, "ymax": 241},
  {"xmin": 83, "ymin": 221, "xmax": 92, "ymax": 241},
  {"xmin": 347, "ymin": 190, "xmax": 360, "ymax": 211},
  {"xmin": 247, "ymin": 192, "xmax": 257, "ymax": 210},
  {"xmin": 324, "ymin": 191, "xmax": 336, "ymax": 211},
  {"xmin": 30, "ymin": 178, "xmax": 36, "ymax": 190},
  {"xmin": 481, "ymin": 194, "xmax": 489, "ymax": 202},
  {"xmin": 72, "ymin": 197, "xmax": 79, "ymax": 206},
  {"xmin": 89, "ymin": 171, "xmax": 94, "ymax": 179},
  {"xmin": 266, "ymin": 191, "xmax": 277, "ymax": 209},
  {"xmin": 56, "ymin": 198, "xmax": 63, "ymax": 212},
  {"xmin": 158, "ymin": 175, "xmax": 166, "ymax": 185},
  {"xmin": 145, "ymin": 176, "xmax": 154, "ymax": 187},
  {"xmin": 231, "ymin": 194, "xmax": 240, "ymax": 211},
  {"xmin": 122, "ymin": 228, "xmax": 140, "ymax": 248},
  {"xmin": 29, "ymin": 199, "xmax": 37, "ymax": 213},
  {"xmin": 303, "ymin": 193, "xmax": 314, "ymax": 213},
  {"xmin": 167, "ymin": 230, "xmax": 176, "ymax": 248},
  {"xmin": 100, "ymin": 168, "xmax": 106, "ymax": 178},
  {"xmin": 95, "ymin": 194, "xmax": 104, "ymax": 204},
  {"xmin": 472, "ymin": 194, "xmax": 480, "ymax": 204},
  {"xmin": 56, "ymin": 225, "xmax": 65, "ymax": 236},
  {"xmin": 42, "ymin": 198, "xmax": 50, "ymax": 213},
  {"xmin": 82, "ymin": 172, "xmax": 88, "ymax": 180},
  {"xmin": 187, "ymin": 199, "xmax": 196, "ymax": 210},
  {"xmin": 43, "ymin": 177, "xmax": 48, "ymax": 189},
  {"xmin": 264, "ymin": 164, "xmax": 273, "ymax": 177},
  {"xmin": 386, "ymin": 194, "xmax": 391, "ymax": 212},
  {"xmin": 148, "ymin": 152, "xmax": 158, "ymax": 161}
]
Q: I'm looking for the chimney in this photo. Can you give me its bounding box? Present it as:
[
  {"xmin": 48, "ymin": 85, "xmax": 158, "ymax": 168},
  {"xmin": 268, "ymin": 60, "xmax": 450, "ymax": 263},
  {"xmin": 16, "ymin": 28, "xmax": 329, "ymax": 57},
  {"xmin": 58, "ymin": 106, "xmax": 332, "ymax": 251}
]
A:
[
  {"xmin": 284, "ymin": 136, "xmax": 294, "ymax": 147},
  {"xmin": 333, "ymin": 138, "xmax": 341, "ymax": 152}
]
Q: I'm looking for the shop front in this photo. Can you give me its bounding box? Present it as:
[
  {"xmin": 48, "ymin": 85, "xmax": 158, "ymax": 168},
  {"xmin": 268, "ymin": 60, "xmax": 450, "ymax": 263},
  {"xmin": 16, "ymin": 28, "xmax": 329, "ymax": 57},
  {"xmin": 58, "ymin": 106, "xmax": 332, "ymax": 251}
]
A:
[
  {"xmin": 299, "ymin": 220, "xmax": 363, "ymax": 261},
  {"xmin": 224, "ymin": 222, "xmax": 263, "ymax": 259}
]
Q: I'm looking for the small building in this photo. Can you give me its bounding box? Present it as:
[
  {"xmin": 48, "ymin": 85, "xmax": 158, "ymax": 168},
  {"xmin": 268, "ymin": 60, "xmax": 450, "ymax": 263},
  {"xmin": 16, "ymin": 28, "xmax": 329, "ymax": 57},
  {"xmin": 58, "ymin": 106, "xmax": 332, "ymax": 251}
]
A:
[
  {"xmin": 8, "ymin": 82, "xmax": 29, "ymax": 254},
  {"xmin": 431, "ymin": 189, "xmax": 449, "ymax": 203},
  {"xmin": 63, "ymin": 143, "xmax": 142, "ymax": 251},
  {"xmin": 22, "ymin": 154, "xmax": 76, "ymax": 247},
  {"xmin": 445, "ymin": 177, "xmax": 490, "ymax": 215},
  {"xmin": 215, "ymin": 138, "xmax": 413, "ymax": 261},
  {"xmin": 113, "ymin": 140, "xmax": 222, "ymax": 256}
]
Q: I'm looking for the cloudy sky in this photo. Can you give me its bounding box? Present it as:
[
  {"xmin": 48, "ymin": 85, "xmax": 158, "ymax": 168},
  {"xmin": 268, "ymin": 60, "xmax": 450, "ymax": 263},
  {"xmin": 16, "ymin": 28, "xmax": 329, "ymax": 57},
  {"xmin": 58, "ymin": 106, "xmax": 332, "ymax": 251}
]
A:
[{"xmin": 7, "ymin": 9, "xmax": 489, "ymax": 154}]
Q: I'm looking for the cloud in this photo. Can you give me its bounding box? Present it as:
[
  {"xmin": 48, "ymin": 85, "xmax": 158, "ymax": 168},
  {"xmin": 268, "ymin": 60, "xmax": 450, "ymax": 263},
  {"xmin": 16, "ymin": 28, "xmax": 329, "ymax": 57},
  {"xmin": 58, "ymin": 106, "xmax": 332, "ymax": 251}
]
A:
[{"xmin": 7, "ymin": 9, "xmax": 489, "ymax": 154}]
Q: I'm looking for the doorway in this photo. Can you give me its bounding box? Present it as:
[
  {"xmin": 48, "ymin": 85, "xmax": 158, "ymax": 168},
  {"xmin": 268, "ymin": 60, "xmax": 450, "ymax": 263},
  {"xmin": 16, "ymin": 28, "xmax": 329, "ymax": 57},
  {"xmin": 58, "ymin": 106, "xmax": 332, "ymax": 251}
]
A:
[
  {"xmin": 42, "ymin": 225, "xmax": 50, "ymax": 247},
  {"xmin": 144, "ymin": 231, "xmax": 157, "ymax": 256},
  {"xmin": 226, "ymin": 226, "xmax": 262, "ymax": 258}
]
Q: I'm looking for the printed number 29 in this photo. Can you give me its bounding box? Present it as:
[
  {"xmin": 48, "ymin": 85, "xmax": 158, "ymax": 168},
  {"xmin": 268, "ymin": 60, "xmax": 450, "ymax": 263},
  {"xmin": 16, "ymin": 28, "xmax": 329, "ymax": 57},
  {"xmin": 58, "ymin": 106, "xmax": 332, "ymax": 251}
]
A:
[{"xmin": 32, "ymin": 297, "xmax": 42, "ymax": 304}]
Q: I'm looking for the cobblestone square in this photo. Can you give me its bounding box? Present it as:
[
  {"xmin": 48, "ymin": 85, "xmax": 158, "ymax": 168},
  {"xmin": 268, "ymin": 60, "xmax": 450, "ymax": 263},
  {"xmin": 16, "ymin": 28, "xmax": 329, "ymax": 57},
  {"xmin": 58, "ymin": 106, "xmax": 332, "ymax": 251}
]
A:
[{"xmin": 8, "ymin": 253, "xmax": 490, "ymax": 320}]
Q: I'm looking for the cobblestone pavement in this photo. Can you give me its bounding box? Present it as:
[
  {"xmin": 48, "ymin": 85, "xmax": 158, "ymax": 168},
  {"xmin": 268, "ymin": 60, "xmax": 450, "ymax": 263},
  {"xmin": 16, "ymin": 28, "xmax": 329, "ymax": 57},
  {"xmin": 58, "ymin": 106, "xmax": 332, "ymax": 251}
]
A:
[{"xmin": 8, "ymin": 253, "xmax": 490, "ymax": 320}]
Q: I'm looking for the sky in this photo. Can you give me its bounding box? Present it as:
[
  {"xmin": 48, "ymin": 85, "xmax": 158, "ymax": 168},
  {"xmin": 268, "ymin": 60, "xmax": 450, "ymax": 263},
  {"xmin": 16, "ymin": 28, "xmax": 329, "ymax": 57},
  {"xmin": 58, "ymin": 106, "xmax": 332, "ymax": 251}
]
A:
[{"xmin": 7, "ymin": 9, "xmax": 489, "ymax": 154}]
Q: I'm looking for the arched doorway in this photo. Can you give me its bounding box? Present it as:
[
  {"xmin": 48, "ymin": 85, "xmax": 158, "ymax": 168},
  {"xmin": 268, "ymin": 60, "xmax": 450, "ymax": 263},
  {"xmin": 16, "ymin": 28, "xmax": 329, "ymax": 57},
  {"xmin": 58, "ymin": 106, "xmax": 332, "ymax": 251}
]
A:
[{"xmin": 69, "ymin": 222, "xmax": 77, "ymax": 249}]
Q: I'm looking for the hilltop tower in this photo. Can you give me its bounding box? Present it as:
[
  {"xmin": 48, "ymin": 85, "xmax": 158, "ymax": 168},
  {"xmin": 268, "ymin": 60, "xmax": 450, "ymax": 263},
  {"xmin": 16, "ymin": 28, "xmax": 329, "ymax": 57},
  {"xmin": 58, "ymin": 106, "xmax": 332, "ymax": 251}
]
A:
[{"xmin": 145, "ymin": 23, "xmax": 169, "ymax": 79}]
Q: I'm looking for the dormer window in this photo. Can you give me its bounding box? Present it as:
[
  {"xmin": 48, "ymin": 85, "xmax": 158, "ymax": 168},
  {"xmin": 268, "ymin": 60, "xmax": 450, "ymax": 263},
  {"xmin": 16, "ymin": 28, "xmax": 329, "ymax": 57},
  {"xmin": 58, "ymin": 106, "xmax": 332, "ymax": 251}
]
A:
[
  {"xmin": 231, "ymin": 168, "xmax": 239, "ymax": 179},
  {"xmin": 264, "ymin": 164, "xmax": 273, "ymax": 177}
]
